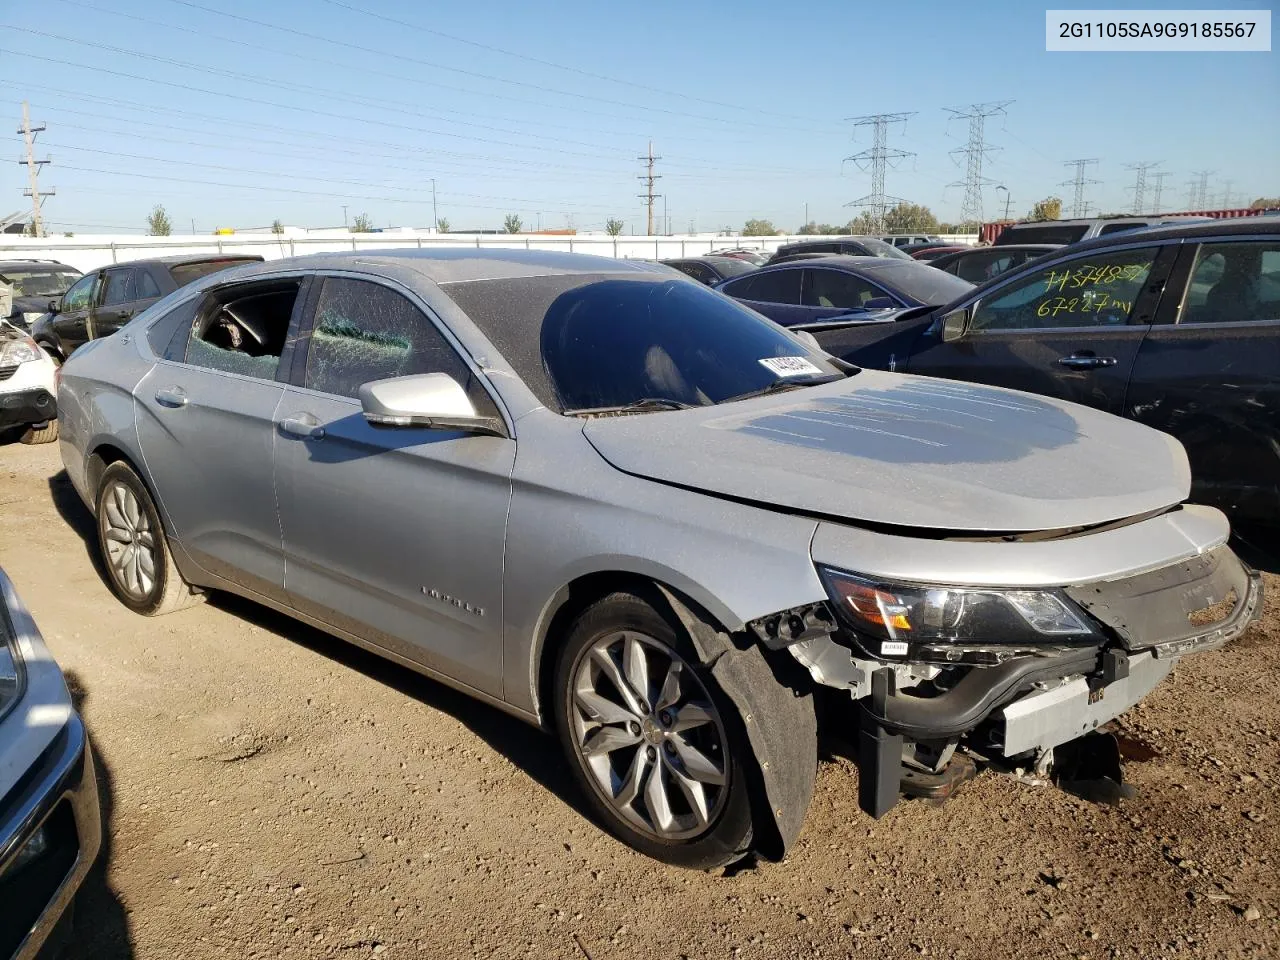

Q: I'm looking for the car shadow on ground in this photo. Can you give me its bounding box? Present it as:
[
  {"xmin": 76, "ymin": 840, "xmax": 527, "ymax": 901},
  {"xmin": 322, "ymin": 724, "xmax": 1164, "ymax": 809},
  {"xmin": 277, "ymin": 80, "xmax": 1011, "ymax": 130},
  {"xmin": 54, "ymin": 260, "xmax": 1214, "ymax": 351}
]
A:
[
  {"xmin": 47, "ymin": 469, "xmax": 109, "ymax": 583},
  {"xmin": 61, "ymin": 670, "xmax": 133, "ymax": 959}
]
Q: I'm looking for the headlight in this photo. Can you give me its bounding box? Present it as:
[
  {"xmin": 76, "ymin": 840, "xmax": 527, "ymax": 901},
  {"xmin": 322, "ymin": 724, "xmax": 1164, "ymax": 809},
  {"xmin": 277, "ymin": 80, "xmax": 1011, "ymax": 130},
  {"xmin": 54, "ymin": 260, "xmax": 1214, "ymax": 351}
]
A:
[
  {"xmin": 0, "ymin": 603, "xmax": 25, "ymax": 723},
  {"xmin": 22, "ymin": 312, "xmax": 44, "ymax": 323},
  {"xmin": 0, "ymin": 337, "xmax": 42, "ymax": 366},
  {"xmin": 818, "ymin": 567, "xmax": 1098, "ymax": 662}
]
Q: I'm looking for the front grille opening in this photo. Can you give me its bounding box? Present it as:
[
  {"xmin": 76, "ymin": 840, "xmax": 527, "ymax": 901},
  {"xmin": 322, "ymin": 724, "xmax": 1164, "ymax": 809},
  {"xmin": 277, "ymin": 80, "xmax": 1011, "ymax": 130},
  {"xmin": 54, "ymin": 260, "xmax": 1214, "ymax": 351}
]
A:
[{"xmin": 0, "ymin": 800, "xmax": 80, "ymax": 957}]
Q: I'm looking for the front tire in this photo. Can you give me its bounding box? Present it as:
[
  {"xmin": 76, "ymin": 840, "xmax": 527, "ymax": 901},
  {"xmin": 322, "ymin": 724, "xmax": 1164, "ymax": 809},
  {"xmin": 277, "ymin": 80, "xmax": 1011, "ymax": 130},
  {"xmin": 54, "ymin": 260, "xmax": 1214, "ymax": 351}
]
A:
[
  {"xmin": 95, "ymin": 461, "xmax": 204, "ymax": 616},
  {"xmin": 553, "ymin": 591, "xmax": 755, "ymax": 869},
  {"xmin": 20, "ymin": 420, "xmax": 58, "ymax": 444}
]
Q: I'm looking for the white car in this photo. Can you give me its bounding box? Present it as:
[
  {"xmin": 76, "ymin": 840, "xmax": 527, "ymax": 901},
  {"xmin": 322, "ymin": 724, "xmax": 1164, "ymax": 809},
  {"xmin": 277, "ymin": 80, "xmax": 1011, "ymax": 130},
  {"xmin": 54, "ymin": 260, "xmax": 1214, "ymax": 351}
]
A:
[{"xmin": 0, "ymin": 316, "xmax": 59, "ymax": 445}]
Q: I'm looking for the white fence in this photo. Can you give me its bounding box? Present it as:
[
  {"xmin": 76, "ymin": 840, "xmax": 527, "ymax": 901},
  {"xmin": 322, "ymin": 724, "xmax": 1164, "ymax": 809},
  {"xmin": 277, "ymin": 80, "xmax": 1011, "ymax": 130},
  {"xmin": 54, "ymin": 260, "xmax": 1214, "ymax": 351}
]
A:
[{"xmin": 0, "ymin": 232, "xmax": 980, "ymax": 274}]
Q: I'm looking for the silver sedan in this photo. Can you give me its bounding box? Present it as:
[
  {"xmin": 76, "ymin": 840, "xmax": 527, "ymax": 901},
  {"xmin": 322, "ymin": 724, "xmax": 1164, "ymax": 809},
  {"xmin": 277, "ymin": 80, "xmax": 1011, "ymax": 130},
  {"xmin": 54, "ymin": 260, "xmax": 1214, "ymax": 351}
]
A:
[{"xmin": 56, "ymin": 250, "xmax": 1260, "ymax": 868}]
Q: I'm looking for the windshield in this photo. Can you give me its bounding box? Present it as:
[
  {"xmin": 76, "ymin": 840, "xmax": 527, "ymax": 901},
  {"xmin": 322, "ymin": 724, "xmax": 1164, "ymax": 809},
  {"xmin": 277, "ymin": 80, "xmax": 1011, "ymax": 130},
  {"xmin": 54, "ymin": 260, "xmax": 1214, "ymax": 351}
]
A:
[
  {"xmin": 873, "ymin": 262, "xmax": 975, "ymax": 305},
  {"xmin": 709, "ymin": 258, "xmax": 757, "ymax": 278},
  {"xmin": 0, "ymin": 269, "xmax": 81, "ymax": 298},
  {"xmin": 442, "ymin": 274, "xmax": 845, "ymax": 414},
  {"xmin": 169, "ymin": 258, "xmax": 260, "ymax": 288},
  {"xmin": 859, "ymin": 238, "xmax": 913, "ymax": 260}
]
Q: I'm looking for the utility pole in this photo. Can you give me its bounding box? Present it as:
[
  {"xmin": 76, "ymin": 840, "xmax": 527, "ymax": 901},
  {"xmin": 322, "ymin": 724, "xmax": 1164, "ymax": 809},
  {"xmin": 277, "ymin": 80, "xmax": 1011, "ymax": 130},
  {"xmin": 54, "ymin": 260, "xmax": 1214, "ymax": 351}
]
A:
[
  {"xmin": 430, "ymin": 178, "xmax": 438, "ymax": 231},
  {"xmin": 342, "ymin": 204, "xmax": 348, "ymax": 228},
  {"xmin": 1125, "ymin": 161, "xmax": 1160, "ymax": 215},
  {"xmin": 943, "ymin": 101, "xmax": 1013, "ymax": 228},
  {"xmin": 1150, "ymin": 171, "xmax": 1172, "ymax": 214},
  {"xmin": 190, "ymin": 217, "xmax": 196, "ymax": 234},
  {"xmin": 1219, "ymin": 179, "xmax": 1235, "ymax": 208},
  {"xmin": 842, "ymin": 112, "xmax": 915, "ymax": 233},
  {"xmin": 18, "ymin": 102, "xmax": 54, "ymax": 238},
  {"xmin": 637, "ymin": 140, "xmax": 661, "ymax": 236},
  {"xmin": 1060, "ymin": 159, "xmax": 1100, "ymax": 218}
]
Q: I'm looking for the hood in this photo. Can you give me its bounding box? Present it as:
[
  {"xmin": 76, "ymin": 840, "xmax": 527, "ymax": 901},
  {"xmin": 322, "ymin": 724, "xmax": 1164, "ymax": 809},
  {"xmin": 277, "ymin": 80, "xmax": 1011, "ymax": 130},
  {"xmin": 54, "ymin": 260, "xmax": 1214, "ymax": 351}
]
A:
[{"xmin": 581, "ymin": 370, "xmax": 1190, "ymax": 533}]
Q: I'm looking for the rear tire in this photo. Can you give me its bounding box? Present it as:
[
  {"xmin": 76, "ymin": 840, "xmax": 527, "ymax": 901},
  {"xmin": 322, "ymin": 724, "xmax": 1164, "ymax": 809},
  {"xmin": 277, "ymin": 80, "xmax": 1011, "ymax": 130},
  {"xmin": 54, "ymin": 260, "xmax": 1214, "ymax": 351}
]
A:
[
  {"xmin": 553, "ymin": 590, "xmax": 755, "ymax": 869},
  {"xmin": 95, "ymin": 461, "xmax": 204, "ymax": 616},
  {"xmin": 20, "ymin": 420, "xmax": 58, "ymax": 444}
]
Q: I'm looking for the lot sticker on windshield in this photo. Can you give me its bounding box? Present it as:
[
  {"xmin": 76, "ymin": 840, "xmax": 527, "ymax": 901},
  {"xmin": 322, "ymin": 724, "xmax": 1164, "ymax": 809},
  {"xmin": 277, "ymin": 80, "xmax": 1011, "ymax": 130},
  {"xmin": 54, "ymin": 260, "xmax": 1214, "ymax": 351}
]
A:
[{"xmin": 758, "ymin": 356, "xmax": 823, "ymax": 378}]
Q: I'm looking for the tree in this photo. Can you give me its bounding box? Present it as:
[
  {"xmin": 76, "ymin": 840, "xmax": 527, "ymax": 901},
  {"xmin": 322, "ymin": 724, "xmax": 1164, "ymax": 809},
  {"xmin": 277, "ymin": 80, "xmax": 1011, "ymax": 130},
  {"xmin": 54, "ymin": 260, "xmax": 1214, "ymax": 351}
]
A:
[
  {"xmin": 63, "ymin": 232, "xmax": 74, "ymax": 238},
  {"xmin": 436, "ymin": 217, "xmax": 450, "ymax": 233},
  {"xmin": 1028, "ymin": 197, "xmax": 1063, "ymax": 222},
  {"xmin": 503, "ymin": 213, "xmax": 523, "ymax": 233},
  {"xmin": 845, "ymin": 211, "xmax": 879, "ymax": 234},
  {"xmin": 271, "ymin": 219, "xmax": 284, "ymax": 235},
  {"xmin": 742, "ymin": 218, "xmax": 777, "ymax": 236},
  {"xmin": 605, "ymin": 218, "xmax": 624, "ymax": 236},
  {"xmin": 351, "ymin": 212, "xmax": 374, "ymax": 232},
  {"xmin": 883, "ymin": 202, "xmax": 939, "ymax": 234},
  {"xmin": 147, "ymin": 204, "xmax": 172, "ymax": 236},
  {"xmin": 798, "ymin": 221, "xmax": 841, "ymax": 235},
  {"xmin": 1250, "ymin": 197, "xmax": 1280, "ymax": 210}
]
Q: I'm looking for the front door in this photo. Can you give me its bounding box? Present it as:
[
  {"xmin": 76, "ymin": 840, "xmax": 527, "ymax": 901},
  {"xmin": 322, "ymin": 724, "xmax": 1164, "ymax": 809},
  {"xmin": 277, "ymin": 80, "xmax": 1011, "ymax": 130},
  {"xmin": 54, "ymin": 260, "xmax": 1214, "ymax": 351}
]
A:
[
  {"xmin": 52, "ymin": 272, "xmax": 98, "ymax": 355},
  {"xmin": 720, "ymin": 268, "xmax": 806, "ymax": 325},
  {"xmin": 908, "ymin": 244, "xmax": 1175, "ymax": 415},
  {"xmin": 1126, "ymin": 237, "xmax": 1280, "ymax": 532},
  {"xmin": 133, "ymin": 276, "xmax": 306, "ymax": 601},
  {"xmin": 274, "ymin": 276, "xmax": 514, "ymax": 697}
]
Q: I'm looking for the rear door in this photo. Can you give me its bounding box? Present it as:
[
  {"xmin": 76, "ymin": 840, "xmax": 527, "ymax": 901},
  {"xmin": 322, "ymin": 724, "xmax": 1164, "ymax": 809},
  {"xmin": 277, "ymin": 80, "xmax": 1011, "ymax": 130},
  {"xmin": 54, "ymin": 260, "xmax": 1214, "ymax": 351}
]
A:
[
  {"xmin": 907, "ymin": 243, "xmax": 1176, "ymax": 415},
  {"xmin": 91, "ymin": 266, "xmax": 140, "ymax": 339},
  {"xmin": 133, "ymin": 275, "xmax": 307, "ymax": 602},
  {"xmin": 1125, "ymin": 236, "xmax": 1280, "ymax": 530},
  {"xmin": 718, "ymin": 268, "xmax": 805, "ymax": 325},
  {"xmin": 273, "ymin": 274, "xmax": 514, "ymax": 696}
]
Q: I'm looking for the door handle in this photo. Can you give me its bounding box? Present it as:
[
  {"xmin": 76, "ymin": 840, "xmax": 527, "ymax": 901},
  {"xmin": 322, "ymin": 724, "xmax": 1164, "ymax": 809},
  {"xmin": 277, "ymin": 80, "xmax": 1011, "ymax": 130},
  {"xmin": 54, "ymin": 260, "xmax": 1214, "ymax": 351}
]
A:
[
  {"xmin": 1057, "ymin": 354, "xmax": 1117, "ymax": 370},
  {"xmin": 279, "ymin": 415, "xmax": 325, "ymax": 440},
  {"xmin": 154, "ymin": 386, "xmax": 188, "ymax": 408}
]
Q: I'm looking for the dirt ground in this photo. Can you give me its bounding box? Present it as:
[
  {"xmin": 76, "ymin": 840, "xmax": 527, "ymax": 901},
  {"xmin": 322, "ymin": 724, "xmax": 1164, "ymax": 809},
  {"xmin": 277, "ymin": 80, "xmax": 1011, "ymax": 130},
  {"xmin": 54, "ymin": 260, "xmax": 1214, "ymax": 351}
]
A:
[{"xmin": 1, "ymin": 437, "xmax": 1277, "ymax": 960}]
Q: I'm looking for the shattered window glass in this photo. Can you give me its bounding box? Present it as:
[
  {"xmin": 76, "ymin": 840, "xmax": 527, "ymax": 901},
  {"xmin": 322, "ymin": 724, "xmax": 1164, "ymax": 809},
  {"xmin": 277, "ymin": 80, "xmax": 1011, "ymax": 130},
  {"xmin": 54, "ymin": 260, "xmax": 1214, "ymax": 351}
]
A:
[{"xmin": 304, "ymin": 278, "xmax": 493, "ymax": 412}]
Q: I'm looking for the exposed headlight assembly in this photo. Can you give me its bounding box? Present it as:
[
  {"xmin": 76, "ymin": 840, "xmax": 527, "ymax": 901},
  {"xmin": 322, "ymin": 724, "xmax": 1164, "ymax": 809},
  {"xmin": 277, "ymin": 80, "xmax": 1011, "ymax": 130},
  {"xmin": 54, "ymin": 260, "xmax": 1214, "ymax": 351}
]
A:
[
  {"xmin": 22, "ymin": 312, "xmax": 45, "ymax": 323},
  {"xmin": 818, "ymin": 567, "xmax": 1099, "ymax": 664},
  {"xmin": 0, "ymin": 336, "xmax": 42, "ymax": 366}
]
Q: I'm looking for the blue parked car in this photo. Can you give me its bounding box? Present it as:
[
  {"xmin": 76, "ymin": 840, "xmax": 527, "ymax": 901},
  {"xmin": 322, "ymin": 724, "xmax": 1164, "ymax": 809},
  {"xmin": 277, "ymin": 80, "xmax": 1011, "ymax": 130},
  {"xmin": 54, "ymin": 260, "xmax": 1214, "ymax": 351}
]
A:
[{"xmin": 714, "ymin": 255, "xmax": 974, "ymax": 327}]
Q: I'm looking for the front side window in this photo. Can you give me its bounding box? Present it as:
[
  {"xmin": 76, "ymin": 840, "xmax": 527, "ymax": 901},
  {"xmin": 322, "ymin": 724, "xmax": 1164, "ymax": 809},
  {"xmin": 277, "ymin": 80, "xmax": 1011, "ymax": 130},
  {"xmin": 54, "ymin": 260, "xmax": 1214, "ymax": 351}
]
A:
[
  {"xmin": 970, "ymin": 247, "xmax": 1158, "ymax": 332},
  {"xmin": 99, "ymin": 268, "xmax": 136, "ymax": 307},
  {"xmin": 184, "ymin": 280, "xmax": 300, "ymax": 380},
  {"xmin": 442, "ymin": 275, "xmax": 844, "ymax": 414},
  {"xmin": 723, "ymin": 268, "xmax": 801, "ymax": 304},
  {"xmin": 803, "ymin": 268, "xmax": 882, "ymax": 309},
  {"xmin": 1180, "ymin": 241, "xmax": 1280, "ymax": 324},
  {"xmin": 61, "ymin": 273, "xmax": 97, "ymax": 312},
  {"xmin": 303, "ymin": 278, "xmax": 494, "ymax": 414}
]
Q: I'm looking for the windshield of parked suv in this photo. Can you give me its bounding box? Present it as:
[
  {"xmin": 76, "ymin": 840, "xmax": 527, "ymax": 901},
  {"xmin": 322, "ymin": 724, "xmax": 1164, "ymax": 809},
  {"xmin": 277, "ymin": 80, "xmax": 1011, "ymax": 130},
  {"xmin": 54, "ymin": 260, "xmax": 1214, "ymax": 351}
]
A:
[
  {"xmin": 442, "ymin": 274, "xmax": 846, "ymax": 414},
  {"xmin": 0, "ymin": 269, "xmax": 81, "ymax": 297}
]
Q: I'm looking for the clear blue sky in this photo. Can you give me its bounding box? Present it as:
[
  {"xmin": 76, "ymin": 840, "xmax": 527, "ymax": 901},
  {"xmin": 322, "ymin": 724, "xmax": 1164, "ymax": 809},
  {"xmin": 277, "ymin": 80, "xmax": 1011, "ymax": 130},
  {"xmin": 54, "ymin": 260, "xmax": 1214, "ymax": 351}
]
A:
[{"xmin": 0, "ymin": 0, "xmax": 1275, "ymax": 234}]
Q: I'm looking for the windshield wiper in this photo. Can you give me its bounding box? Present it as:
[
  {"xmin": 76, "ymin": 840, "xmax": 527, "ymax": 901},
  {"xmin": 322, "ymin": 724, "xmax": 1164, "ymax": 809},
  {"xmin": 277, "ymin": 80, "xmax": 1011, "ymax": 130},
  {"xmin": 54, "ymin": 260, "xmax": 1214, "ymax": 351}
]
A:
[
  {"xmin": 566, "ymin": 397, "xmax": 699, "ymax": 417},
  {"xmin": 720, "ymin": 375, "xmax": 845, "ymax": 405}
]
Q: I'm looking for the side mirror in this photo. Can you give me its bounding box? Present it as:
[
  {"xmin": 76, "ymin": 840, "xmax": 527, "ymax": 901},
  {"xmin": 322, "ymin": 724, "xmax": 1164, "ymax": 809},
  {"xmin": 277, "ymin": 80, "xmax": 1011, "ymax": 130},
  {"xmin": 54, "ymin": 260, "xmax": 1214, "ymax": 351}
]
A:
[
  {"xmin": 863, "ymin": 296, "xmax": 895, "ymax": 310},
  {"xmin": 359, "ymin": 373, "xmax": 505, "ymax": 436},
  {"xmin": 47, "ymin": 298, "xmax": 61, "ymax": 315},
  {"xmin": 939, "ymin": 306, "xmax": 971, "ymax": 343}
]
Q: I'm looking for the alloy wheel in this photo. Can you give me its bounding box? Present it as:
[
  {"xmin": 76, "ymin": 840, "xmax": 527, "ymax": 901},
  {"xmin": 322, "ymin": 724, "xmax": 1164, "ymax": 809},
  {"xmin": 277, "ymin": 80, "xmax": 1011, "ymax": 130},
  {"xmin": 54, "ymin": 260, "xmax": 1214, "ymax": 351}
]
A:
[
  {"xmin": 102, "ymin": 481, "xmax": 159, "ymax": 601},
  {"xmin": 569, "ymin": 630, "xmax": 730, "ymax": 841}
]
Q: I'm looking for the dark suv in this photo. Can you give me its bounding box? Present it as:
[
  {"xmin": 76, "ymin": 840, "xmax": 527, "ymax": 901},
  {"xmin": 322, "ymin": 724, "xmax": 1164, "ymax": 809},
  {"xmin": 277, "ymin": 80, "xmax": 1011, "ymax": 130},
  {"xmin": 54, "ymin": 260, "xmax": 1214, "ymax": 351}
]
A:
[
  {"xmin": 766, "ymin": 237, "xmax": 912, "ymax": 264},
  {"xmin": 33, "ymin": 254, "xmax": 263, "ymax": 361}
]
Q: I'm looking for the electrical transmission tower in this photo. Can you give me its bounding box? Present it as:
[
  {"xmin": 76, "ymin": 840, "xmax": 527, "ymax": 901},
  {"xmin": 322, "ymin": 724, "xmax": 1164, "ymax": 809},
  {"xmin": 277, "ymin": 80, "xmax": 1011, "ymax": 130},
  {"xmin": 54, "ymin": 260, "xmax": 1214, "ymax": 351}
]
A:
[
  {"xmin": 1125, "ymin": 161, "xmax": 1160, "ymax": 215},
  {"xmin": 1060, "ymin": 159, "xmax": 1100, "ymax": 219},
  {"xmin": 1219, "ymin": 178, "xmax": 1236, "ymax": 208},
  {"xmin": 1149, "ymin": 171, "xmax": 1172, "ymax": 214},
  {"xmin": 1186, "ymin": 169, "xmax": 1213, "ymax": 210},
  {"xmin": 943, "ymin": 100, "xmax": 1013, "ymax": 226},
  {"xmin": 636, "ymin": 141, "xmax": 661, "ymax": 237},
  {"xmin": 842, "ymin": 112, "xmax": 915, "ymax": 233},
  {"xmin": 18, "ymin": 101, "xmax": 54, "ymax": 238}
]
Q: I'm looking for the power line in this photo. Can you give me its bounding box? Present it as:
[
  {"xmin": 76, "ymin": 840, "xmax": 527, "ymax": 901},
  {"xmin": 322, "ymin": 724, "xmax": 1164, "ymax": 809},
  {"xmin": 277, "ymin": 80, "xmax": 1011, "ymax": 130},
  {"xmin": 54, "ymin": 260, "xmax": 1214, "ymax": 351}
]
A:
[
  {"xmin": 637, "ymin": 142, "xmax": 661, "ymax": 237},
  {"xmin": 943, "ymin": 100, "xmax": 1013, "ymax": 226},
  {"xmin": 1060, "ymin": 159, "xmax": 1100, "ymax": 218},
  {"xmin": 1150, "ymin": 170, "xmax": 1173, "ymax": 214},
  {"xmin": 842, "ymin": 112, "xmax": 915, "ymax": 233},
  {"xmin": 1125, "ymin": 161, "xmax": 1160, "ymax": 216},
  {"xmin": 18, "ymin": 100, "xmax": 54, "ymax": 237}
]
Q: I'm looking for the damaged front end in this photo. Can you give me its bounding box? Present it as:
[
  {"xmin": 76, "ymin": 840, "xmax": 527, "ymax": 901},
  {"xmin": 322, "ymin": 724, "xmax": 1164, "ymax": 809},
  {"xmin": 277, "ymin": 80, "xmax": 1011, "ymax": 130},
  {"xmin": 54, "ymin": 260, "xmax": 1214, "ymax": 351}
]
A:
[{"xmin": 752, "ymin": 542, "xmax": 1262, "ymax": 818}]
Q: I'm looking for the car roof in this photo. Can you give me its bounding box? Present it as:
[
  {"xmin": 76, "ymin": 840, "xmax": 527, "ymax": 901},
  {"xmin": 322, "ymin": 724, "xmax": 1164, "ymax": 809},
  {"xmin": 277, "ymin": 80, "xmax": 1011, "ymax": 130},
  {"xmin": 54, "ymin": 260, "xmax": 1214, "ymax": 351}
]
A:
[
  {"xmin": 0, "ymin": 259, "xmax": 77, "ymax": 271},
  {"xmin": 225, "ymin": 247, "xmax": 674, "ymax": 285},
  {"xmin": 761, "ymin": 254, "xmax": 923, "ymax": 274},
  {"xmin": 114, "ymin": 253, "xmax": 266, "ymax": 267},
  {"xmin": 1038, "ymin": 216, "xmax": 1280, "ymax": 257},
  {"xmin": 950, "ymin": 243, "xmax": 1062, "ymax": 254},
  {"xmin": 661, "ymin": 255, "xmax": 748, "ymax": 266}
]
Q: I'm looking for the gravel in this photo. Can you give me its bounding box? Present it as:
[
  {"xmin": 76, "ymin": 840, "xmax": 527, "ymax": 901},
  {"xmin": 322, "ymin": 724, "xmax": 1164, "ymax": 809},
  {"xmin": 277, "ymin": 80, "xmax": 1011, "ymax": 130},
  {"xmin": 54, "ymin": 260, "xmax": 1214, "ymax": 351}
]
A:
[{"xmin": 2, "ymin": 440, "xmax": 1277, "ymax": 959}]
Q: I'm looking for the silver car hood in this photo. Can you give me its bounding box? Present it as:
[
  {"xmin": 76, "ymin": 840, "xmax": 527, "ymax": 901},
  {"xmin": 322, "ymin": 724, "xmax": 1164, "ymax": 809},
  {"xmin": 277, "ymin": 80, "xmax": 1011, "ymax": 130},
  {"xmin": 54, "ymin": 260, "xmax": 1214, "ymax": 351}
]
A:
[{"xmin": 581, "ymin": 370, "xmax": 1190, "ymax": 533}]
